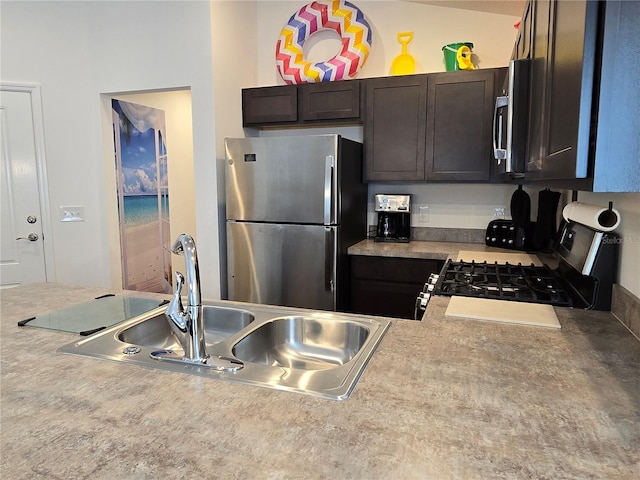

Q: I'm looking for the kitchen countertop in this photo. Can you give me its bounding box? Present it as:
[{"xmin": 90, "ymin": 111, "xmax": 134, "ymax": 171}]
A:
[
  {"xmin": 348, "ymin": 238, "xmax": 511, "ymax": 260},
  {"xmin": 2, "ymin": 283, "xmax": 639, "ymax": 479}
]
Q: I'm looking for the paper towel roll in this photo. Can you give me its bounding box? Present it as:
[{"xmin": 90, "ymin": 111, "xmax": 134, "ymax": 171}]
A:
[{"xmin": 562, "ymin": 202, "xmax": 621, "ymax": 232}]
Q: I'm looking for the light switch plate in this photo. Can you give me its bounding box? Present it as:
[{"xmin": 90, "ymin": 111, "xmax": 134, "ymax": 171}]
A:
[
  {"xmin": 419, "ymin": 205, "xmax": 430, "ymax": 223},
  {"xmin": 60, "ymin": 206, "xmax": 85, "ymax": 222}
]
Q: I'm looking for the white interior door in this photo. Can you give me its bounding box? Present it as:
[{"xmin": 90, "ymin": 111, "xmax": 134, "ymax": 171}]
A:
[{"xmin": 0, "ymin": 86, "xmax": 51, "ymax": 286}]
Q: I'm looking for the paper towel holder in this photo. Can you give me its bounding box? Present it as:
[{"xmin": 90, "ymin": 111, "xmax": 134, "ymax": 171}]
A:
[{"xmin": 600, "ymin": 202, "xmax": 618, "ymax": 228}]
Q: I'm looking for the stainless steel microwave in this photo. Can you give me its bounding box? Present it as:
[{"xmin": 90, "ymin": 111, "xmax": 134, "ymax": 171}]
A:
[{"xmin": 493, "ymin": 59, "xmax": 530, "ymax": 177}]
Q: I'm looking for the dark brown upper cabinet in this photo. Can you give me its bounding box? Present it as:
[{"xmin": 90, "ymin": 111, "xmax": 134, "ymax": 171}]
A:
[
  {"xmin": 242, "ymin": 68, "xmax": 507, "ymax": 185},
  {"xmin": 300, "ymin": 81, "xmax": 361, "ymax": 121},
  {"xmin": 242, "ymin": 81, "xmax": 362, "ymax": 128},
  {"xmin": 523, "ymin": 0, "xmax": 640, "ymax": 192},
  {"xmin": 242, "ymin": 85, "xmax": 298, "ymax": 126},
  {"xmin": 363, "ymin": 75, "xmax": 428, "ymax": 181},
  {"xmin": 525, "ymin": 0, "xmax": 598, "ymax": 182},
  {"xmin": 363, "ymin": 68, "xmax": 504, "ymax": 182},
  {"xmin": 425, "ymin": 69, "xmax": 496, "ymax": 182}
]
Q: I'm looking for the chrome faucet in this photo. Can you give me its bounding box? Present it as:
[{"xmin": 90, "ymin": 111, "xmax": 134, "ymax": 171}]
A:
[{"xmin": 165, "ymin": 233, "xmax": 208, "ymax": 363}]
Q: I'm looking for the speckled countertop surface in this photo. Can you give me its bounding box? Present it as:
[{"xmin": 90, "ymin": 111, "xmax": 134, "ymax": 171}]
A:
[
  {"xmin": 348, "ymin": 239, "xmax": 509, "ymax": 260},
  {"xmin": 2, "ymin": 281, "xmax": 639, "ymax": 479}
]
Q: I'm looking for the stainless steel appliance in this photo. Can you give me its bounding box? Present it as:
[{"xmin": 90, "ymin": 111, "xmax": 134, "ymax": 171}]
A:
[
  {"xmin": 225, "ymin": 135, "xmax": 367, "ymax": 311},
  {"xmin": 416, "ymin": 219, "xmax": 619, "ymax": 318},
  {"xmin": 374, "ymin": 194, "xmax": 411, "ymax": 242},
  {"xmin": 493, "ymin": 59, "xmax": 530, "ymax": 177}
]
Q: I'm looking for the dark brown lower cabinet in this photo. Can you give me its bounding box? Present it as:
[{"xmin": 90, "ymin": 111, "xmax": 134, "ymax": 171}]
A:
[{"xmin": 350, "ymin": 255, "xmax": 444, "ymax": 320}]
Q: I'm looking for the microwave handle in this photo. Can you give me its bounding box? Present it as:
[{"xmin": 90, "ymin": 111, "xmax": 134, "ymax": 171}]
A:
[{"xmin": 493, "ymin": 96, "xmax": 509, "ymax": 162}]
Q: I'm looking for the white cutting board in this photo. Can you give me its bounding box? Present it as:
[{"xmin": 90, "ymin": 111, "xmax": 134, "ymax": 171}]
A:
[
  {"xmin": 456, "ymin": 250, "xmax": 542, "ymax": 266},
  {"xmin": 445, "ymin": 296, "xmax": 561, "ymax": 329}
]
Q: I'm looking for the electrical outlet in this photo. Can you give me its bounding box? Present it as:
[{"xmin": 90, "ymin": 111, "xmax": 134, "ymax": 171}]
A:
[
  {"xmin": 494, "ymin": 207, "xmax": 506, "ymax": 218},
  {"xmin": 60, "ymin": 206, "xmax": 85, "ymax": 222},
  {"xmin": 419, "ymin": 205, "xmax": 430, "ymax": 223}
]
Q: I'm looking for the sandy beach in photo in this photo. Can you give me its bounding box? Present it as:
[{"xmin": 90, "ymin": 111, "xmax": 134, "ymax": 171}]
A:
[{"xmin": 123, "ymin": 221, "xmax": 172, "ymax": 293}]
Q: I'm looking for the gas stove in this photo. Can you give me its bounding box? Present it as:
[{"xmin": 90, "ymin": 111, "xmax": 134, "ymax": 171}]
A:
[
  {"xmin": 434, "ymin": 260, "xmax": 572, "ymax": 306},
  {"xmin": 415, "ymin": 220, "xmax": 619, "ymax": 320}
]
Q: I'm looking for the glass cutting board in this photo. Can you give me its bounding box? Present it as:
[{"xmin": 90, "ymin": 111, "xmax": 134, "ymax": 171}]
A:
[{"xmin": 19, "ymin": 295, "xmax": 165, "ymax": 335}]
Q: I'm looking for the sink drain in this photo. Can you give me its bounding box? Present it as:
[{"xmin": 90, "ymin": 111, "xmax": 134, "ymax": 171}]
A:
[{"xmin": 122, "ymin": 346, "xmax": 141, "ymax": 355}]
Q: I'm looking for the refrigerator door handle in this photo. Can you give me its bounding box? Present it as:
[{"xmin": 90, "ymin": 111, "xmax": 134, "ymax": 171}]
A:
[
  {"xmin": 323, "ymin": 155, "xmax": 334, "ymax": 225},
  {"xmin": 324, "ymin": 227, "xmax": 335, "ymax": 292}
]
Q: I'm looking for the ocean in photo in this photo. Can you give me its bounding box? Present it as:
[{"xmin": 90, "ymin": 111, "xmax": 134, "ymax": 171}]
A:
[{"xmin": 123, "ymin": 195, "xmax": 168, "ymax": 225}]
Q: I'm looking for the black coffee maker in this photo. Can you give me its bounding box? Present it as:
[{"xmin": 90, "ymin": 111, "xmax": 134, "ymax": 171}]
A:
[{"xmin": 374, "ymin": 194, "xmax": 411, "ymax": 242}]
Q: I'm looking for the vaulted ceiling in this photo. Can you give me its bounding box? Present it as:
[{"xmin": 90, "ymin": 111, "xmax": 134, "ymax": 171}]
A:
[{"xmin": 407, "ymin": 0, "xmax": 525, "ymax": 17}]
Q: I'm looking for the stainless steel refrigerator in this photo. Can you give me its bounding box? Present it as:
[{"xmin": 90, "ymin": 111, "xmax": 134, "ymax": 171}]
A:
[{"xmin": 225, "ymin": 135, "xmax": 367, "ymax": 311}]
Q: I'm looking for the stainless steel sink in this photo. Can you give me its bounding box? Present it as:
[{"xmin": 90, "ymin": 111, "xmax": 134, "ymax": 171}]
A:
[
  {"xmin": 232, "ymin": 316, "xmax": 369, "ymax": 370},
  {"xmin": 58, "ymin": 301, "xmax": 391, "ymax": 400},
  {"xmin": 117, "ymin": 306, "xmax": 255, "ymax": 349}
]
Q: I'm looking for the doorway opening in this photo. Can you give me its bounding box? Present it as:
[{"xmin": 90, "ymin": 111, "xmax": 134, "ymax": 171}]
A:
[
  {"xmin": 112, "ymin": 99, "xmax": 171, "ymax": 293},
  {"xmin": 103, "ymin": 88, "xmax": 195, "ymax": 294}
]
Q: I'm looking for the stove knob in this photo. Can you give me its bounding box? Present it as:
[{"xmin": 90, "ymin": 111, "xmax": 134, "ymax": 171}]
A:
[
  {"xmin": 418, "ymin": 292, "xmax": 431, "ymax": 308},
  {"xmin": 428, "ymin": 273, "xmax": 439, "ymax": 283},
  {"xmin": 491, "ymin": 237, "xmax": 497, "ymax": 242},
  {"xmin": 508, "ymin": 239, "xmax": 514, "ymax": 245},
  {"xmin": 501, "ymin": 238, "xmax": 507, "ymax": 243}
]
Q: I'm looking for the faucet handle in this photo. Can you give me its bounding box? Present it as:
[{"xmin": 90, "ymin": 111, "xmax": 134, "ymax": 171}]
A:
[
  {"xmin": 165, "ymin": 271, "xmax": 187, "ymax": 332},
  {"xmin": 174, "ymin": 271, "xmax": 185, "ymax": 295}
]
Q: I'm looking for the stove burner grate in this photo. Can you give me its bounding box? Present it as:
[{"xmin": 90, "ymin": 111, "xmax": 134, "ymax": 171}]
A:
[{"xmin": 435, "ymin": 260, "xmax": 573, "ymax": 307}]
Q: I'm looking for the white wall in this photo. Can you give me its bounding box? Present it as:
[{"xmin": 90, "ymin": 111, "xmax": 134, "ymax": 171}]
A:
[
  {"xmin": 2, "ymin": 2, "xmax": 103, "ymax": 286},
  {"xmin": 1, "ymin": 0, "xmax": 222, "ymax": 299},
  {"xmin": 256, "ymin": 0, "xmax": 519, "ymax": 85},
  {"xmin": 577, "ymin": 192, "xmax": 640, "ymax": 298},
  {"xmin": 211, "ymin": 0, "xmax": 259, "ymax": 297}
]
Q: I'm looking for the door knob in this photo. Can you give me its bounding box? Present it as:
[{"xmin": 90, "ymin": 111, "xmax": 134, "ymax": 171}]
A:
[{"xmin": 16, "ymin": 233, "xmax": 39, "ymax": 242}]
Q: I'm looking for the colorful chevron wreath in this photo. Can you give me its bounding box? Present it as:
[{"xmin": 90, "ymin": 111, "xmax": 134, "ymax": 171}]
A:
[{"xmin": 275, "ymin": 0, "xmax": 372, "ymax": 84}]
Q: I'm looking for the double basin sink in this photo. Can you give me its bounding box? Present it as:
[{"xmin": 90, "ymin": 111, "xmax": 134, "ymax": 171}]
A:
[{"xmin": 58, "ymin": 301, "xmax": 391, "ymax": 400}]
